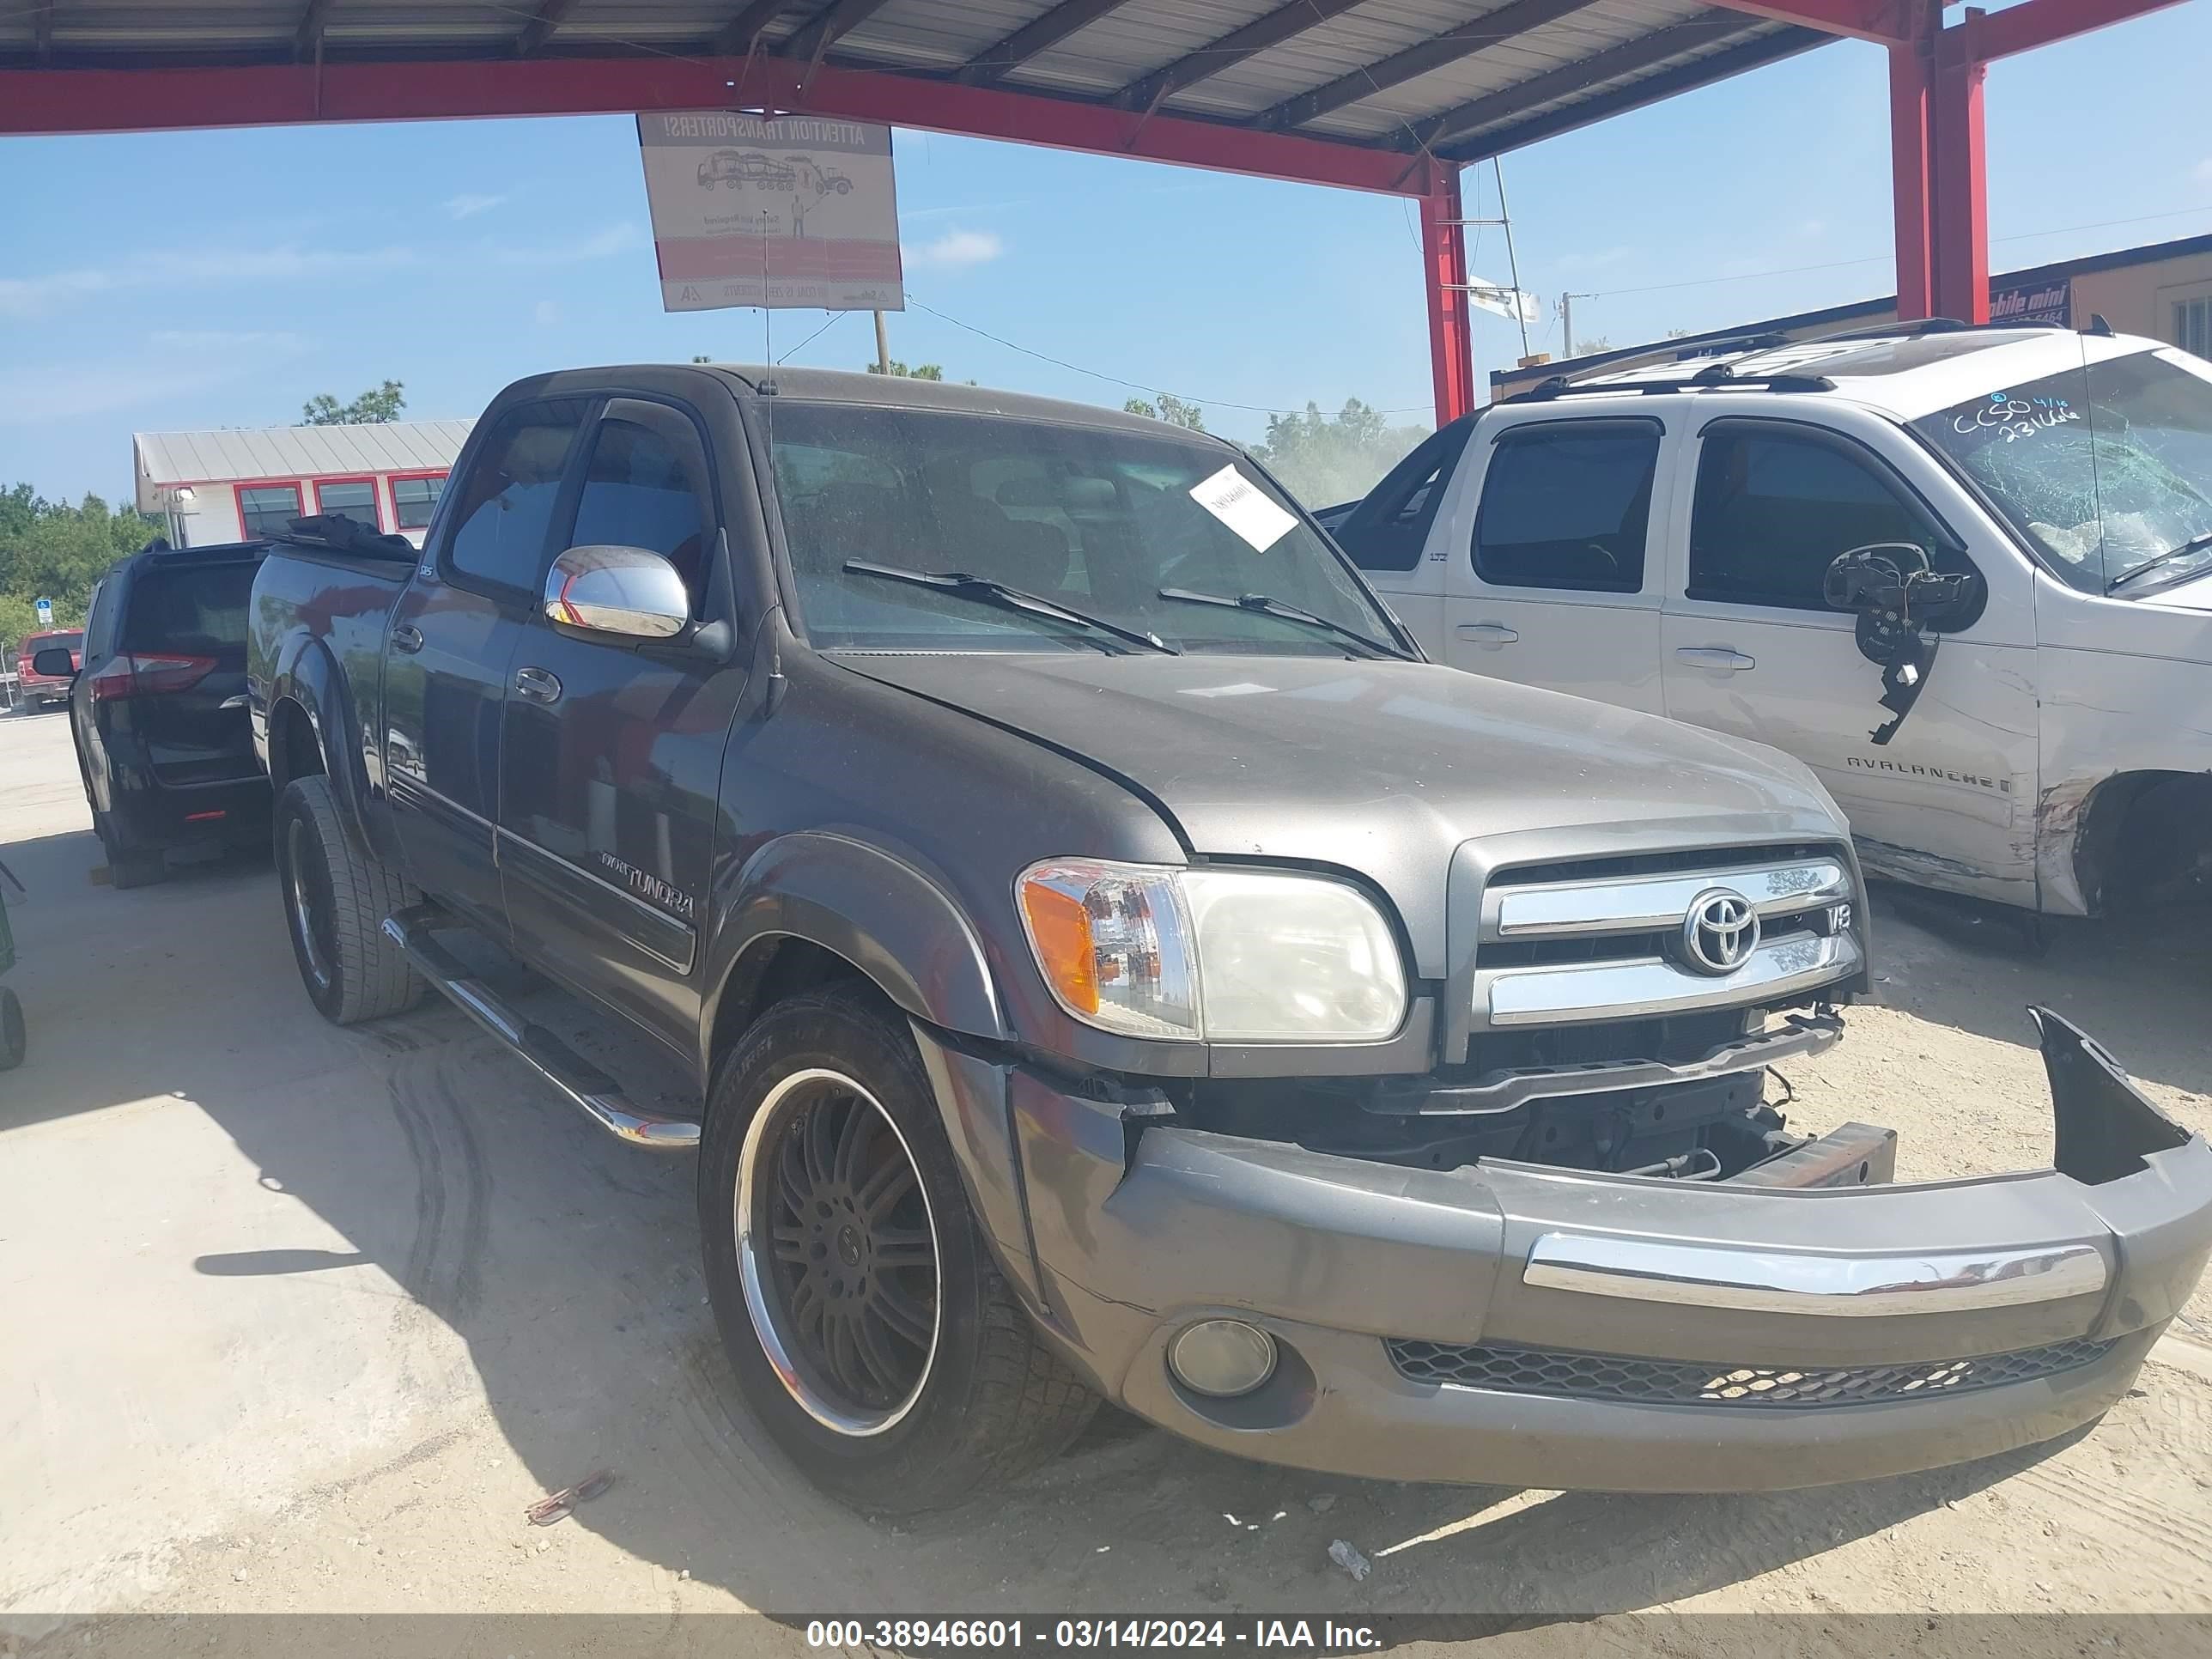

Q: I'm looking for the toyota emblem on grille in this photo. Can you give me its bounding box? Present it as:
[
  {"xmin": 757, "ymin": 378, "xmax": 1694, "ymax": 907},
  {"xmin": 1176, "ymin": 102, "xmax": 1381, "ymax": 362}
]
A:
[{"xmin": 1680, "ymin": 887, "xmax": 1759, "ymax": 975}]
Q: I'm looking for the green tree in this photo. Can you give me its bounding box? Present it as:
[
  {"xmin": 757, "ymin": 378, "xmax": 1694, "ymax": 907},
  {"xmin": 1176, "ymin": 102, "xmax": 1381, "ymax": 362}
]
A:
[
  {"xmin": 1251, "ymin": 398, "xmax": 1430, "ymax": 507},
  {"xmin": 866, "ymin": 360, "xmax": 945, "ymax": 380},
  {"xmin": 0, "ymin": 485, "xmax": 163, "ymax": 655},
  {"xmin": 301, "ymin": 380, "xmax": 407, "ymax": 424},
  {"xmin": 1122, "ymin": 393, "xmax": 1207, "ymax": 432}
]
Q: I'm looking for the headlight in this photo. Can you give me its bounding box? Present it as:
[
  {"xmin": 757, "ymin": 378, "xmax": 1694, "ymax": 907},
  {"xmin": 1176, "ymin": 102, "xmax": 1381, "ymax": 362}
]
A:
[{"xmin": 1017, "ymin": 860, "xmax": 1407, "ymax": 1042}]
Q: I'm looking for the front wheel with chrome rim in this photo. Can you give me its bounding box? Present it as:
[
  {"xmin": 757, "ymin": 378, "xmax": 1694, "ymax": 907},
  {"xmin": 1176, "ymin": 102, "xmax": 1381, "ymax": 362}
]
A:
[{"xmin": 701, "ymin": 985, "xmax": 1097, "ymax": 1512}]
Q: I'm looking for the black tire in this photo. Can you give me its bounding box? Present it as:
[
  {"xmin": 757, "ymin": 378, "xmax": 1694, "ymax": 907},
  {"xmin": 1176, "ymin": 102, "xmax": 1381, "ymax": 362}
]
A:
[
  {"xmin": 0, "ymin": 986, "xmax": 25, "ymax": 1071},
  {"xmin": 700, "ymin": 985, "xmax": 1097, "ymax": 1513},
  {"xmin": 273, "ymin": 775, "xmax": 425, "ymax": 1025}
]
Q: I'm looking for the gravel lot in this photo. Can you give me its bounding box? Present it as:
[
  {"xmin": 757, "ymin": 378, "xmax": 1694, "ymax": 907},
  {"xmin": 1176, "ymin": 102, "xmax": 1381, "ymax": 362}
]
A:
[{"xmin": 2, "ymin": 705, "xmax": 2208, "ymax": 1649}]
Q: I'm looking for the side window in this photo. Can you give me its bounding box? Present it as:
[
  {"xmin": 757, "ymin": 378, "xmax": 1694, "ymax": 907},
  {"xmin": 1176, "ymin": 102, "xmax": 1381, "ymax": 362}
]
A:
[
  {"xmin": 1473, "ymin": 421, "xmax": 1660, "ymax": 593},
  {"xmin": 441, "ymin": 400, "xmax": 586, "ymax": 594},
  {"xmin": 566, "ymin": 410, "xmax": 716, "ymax": 609},
  {"xmin": 83, "ymin": 579, "xmax": 115, "ymax": 659},
  {"xmin": 237, "ymin": 483, "xmax": 302, "ymax": 539},
  {"xmin": 392, "ymin": 473, "xmax": 447, "ymax": 532},
  {"xmin": 1337, "ymin": 417, "xmax": 1472, "ymax": 573},
  {"xmin": 1689, "ymin": 427, "xmax": 1949, "ymax": 611}
]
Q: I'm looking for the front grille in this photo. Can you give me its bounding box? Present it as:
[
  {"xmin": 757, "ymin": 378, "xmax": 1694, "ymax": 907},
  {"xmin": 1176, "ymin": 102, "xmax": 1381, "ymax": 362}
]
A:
[
  {"xmin": 1468, "ymin": 844, "xmax": 1862, "ymax": 1033},
  {"xmin": 1386, "ymin": 1335, "xmax": 2116, "ymax": 1407}
]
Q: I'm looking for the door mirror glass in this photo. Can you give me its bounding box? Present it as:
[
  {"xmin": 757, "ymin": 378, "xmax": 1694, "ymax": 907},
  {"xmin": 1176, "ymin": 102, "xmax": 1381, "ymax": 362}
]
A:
[
  {"xmin": 30, "ymin": 647, "xmax": 76, "ymax": 678},
  {"xmin": 544, "ymin": 545, "xmax": 690, "ymax": 641}
]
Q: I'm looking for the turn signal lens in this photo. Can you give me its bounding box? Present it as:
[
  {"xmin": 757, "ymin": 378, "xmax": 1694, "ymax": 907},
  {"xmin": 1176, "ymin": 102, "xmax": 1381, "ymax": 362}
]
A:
[
  {"xmin": 1019, "ymin": 883, "xmax": 1098, "ymax": 1014},
  {"xmin": 1018, "ymin": 860, "xmax": 1199, "ymax": 1040}
]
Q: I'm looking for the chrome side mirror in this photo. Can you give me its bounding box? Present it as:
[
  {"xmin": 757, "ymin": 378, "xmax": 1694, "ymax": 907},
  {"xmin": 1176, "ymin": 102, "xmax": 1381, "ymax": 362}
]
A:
[{"xmin": 544, "ymin": 545, "xmax": 690, "ymax": 641}]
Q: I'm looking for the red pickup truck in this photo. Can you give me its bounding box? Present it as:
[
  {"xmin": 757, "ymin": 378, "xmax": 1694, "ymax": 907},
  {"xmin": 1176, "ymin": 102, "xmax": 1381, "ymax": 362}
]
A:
[{"xmin": 15, "ymin": 628, "xmax": 82, "ymax": 711}]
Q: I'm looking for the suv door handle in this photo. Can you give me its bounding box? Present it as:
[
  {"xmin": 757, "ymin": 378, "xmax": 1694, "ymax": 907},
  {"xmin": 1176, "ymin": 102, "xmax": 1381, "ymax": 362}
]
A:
[
  {"xmin": 1455, "ymin": 622, "xmax": 1520, "ymax": 645},
  {"xmin": 390, "ymin": 623, "xmax": 423, "ymax": 654},
  {"xmin": 1675, "ymin": 647, "xmax": 1756, "ymax": 672},
  {"xmin": 512, "ymin": 665, "xmax": 563, "ymax": 703}
]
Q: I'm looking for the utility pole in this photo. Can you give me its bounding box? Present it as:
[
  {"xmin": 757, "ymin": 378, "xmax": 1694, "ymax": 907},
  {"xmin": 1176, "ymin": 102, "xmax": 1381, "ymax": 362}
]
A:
[
  {"xmin": 1559, "ymin": 292, "xmax": 1595, "ymax": 359},
  {"xmin": 873, "ymin": 310, "xmax": 890, "ymax": 375}
]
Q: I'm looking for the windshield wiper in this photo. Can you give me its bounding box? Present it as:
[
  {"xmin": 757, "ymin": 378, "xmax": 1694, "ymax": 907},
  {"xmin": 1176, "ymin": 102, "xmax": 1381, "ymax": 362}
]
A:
[
  {"xmin": 1155, "ymin": 586, "xmax": 1412, "ymax": 659},
  {"xmin": 842, "ymin": 561, "xmax": 1178, "ymax": 654},
  {"xmin": 2107, "ymin": 532, "xmax": 2212, "ymax": 594}
]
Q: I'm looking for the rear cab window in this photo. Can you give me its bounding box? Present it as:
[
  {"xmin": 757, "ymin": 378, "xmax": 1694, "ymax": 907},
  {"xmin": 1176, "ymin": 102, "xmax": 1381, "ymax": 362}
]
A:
[{"xmin": 1472, "ymin": 419, "xmax": 1662, "ymax": 593}]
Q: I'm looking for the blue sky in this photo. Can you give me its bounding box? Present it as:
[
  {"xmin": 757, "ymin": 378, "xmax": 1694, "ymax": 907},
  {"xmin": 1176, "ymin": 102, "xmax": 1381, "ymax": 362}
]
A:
[{"xmin": 3, "ymin": 3, "xmax": 2206, "ymax": 503}]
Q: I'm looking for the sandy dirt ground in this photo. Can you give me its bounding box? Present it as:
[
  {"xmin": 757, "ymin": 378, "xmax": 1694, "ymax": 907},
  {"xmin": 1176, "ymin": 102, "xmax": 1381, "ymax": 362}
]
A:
[{"xmin": 2, "ymin": 708, "xmax": 2209, "ymax": 1651}]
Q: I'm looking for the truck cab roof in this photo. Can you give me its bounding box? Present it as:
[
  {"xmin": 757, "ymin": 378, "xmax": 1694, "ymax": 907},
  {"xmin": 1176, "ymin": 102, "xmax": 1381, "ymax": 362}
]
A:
[
  {"xmin": 1535, "ymin": 325, "xmax": 2172, "ymax": 426},
  {"xmin": 691, "ymin": 362, "xmax": 1196, "ymax": 441}
]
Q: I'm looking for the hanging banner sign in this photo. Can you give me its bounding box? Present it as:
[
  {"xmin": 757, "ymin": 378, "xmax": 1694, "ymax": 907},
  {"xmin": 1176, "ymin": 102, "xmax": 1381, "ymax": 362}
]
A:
[{"xmin": 635, "ymin": 112, "xmax": 904, "ymax": 313}]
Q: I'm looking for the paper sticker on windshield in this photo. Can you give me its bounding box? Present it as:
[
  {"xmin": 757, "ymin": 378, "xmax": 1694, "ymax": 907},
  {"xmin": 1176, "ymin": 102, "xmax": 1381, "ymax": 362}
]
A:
[{"xmin": 1190, "ymin": 465, "xmax": 1297, "ymax": 552}]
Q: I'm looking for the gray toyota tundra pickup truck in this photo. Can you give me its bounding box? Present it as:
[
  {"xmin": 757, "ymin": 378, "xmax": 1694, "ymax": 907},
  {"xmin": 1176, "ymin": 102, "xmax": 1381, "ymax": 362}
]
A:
[{"xmin": 247, "ymin": 364, "xmax": 2212, "ymax": 1513}]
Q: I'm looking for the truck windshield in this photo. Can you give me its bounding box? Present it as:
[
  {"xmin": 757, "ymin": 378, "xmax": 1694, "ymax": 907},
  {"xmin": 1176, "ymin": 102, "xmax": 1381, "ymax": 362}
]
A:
[
  {"xmin": 1909, "ymin": 346, "xmax": 2212, "ymax": 597},
  {"xmin": 766, "ymin": 402, "xmax": 1407, "ymax": 656}
]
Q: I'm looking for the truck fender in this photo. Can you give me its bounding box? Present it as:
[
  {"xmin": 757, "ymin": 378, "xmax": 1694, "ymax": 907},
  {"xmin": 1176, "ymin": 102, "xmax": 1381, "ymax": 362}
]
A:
[
  {"xmin": 702, "ymin": 830, "xmax": 1040, "ymax": 1306},
  {"xmin": 265, "ymin": 636, "xmax": 380, "ymax": 861},
  {"xmin": 702, "ymin": 830, "xmax": 1008, "ymax": 1073}
]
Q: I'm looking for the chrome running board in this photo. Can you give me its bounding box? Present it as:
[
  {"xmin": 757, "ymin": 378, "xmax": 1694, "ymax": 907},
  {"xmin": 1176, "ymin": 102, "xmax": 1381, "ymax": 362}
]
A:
[{"xmin": 382, "ymin": 905, "xmax": 700, "ymax": 1149}]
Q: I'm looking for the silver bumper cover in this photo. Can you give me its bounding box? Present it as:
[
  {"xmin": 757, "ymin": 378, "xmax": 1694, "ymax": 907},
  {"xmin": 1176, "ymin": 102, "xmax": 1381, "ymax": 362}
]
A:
[{"xmin": 953, "ymin": 1007, "xmax": 2212, "ymax": 1492}]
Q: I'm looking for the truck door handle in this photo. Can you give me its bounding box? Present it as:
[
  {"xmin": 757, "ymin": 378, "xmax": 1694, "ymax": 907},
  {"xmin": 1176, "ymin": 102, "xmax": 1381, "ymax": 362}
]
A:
[
  {"xmin": 1455, "ymin": 622, "xmax": 1520, "ymax": 645},
  {"xmin": 512, "ymin": 665, "xmax": 563, "ymax": 703},
  {"xmin": 1675, "ymin": 647, "xmax": 1756, "ymax": 672},
  {"xmin": 390, "ymin": 623, "xmax": 423, "ymax": 654}
]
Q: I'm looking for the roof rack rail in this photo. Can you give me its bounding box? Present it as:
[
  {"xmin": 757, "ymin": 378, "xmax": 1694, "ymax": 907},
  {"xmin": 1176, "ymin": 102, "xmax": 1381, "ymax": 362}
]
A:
[{"xmin": 1506, "ymin": 364, "xmax": 1837, "ymax": 404}]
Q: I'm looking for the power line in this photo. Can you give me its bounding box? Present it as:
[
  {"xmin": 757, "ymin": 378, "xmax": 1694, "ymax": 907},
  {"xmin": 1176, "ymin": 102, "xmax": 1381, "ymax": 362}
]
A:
[{"xmin": 900, "ymin": 292, "xmax": 1431, "ymax": 418}]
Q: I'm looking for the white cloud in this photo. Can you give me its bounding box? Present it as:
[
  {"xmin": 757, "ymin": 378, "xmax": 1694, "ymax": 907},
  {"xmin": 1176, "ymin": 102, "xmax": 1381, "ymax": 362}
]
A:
[
  {"xmin": 444, "ymin": 191, "xmax": 509, "ymax": 220},
  {"xmin": 148, "ymin": 329, "xmax": 311, "ymax": 354},
  {"xmin": 2196, "ymin": 156, "xmax": 2212, "ymax": 188},
  {"xmin": 0, "ymin": 243, "xmax": 417, "ymax": 319},
  {"xmin": 0, "ymin": 361, "xmax": 238, "ymax": 423},
  {"xmin": 491, "ymin": 222, "xmax": 645, "ymax": 266},
  {"xmin": 903, "ymin": 228, "xmax": 1004, "ymax": 271},
  {"xmin": 532, "ymin": 300, "xmax": 562, "ymax": 326}
]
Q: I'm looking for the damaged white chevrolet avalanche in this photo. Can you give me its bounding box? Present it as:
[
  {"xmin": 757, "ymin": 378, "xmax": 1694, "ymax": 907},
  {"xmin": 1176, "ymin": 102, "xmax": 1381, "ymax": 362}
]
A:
[{"xmin": 1333, "ymin": 324, "xmax": 2212, "ymax": 921}]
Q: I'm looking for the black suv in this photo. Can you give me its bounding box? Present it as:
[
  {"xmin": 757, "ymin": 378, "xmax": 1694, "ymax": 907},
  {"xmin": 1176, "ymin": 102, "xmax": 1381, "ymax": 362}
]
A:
[{"xmin": 42, "ymin": 540, "xmax": 270, "ymax": 887}]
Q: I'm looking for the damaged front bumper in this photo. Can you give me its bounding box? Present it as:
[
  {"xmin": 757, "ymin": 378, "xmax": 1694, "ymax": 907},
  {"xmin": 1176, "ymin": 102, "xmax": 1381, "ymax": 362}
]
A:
[{"xmin": 923, "ymin": 1009, "xmax": 2212, "ymax": 1493}]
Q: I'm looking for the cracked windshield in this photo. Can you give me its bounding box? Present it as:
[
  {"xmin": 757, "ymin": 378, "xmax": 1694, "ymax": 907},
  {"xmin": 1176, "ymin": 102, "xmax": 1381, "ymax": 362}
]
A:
[{"xmin": 1912, "ymin": 345, "xmax": 2212, "ymax": 596}]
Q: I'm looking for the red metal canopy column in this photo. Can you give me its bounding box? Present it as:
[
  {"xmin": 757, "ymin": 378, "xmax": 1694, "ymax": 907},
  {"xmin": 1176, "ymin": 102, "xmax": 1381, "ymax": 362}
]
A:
[
  {"xmin": 1420, "ymin": 166, "xmax": 1478, "ymax": 426},
  {"xmin": 1927, "ymin": 34, "xmax": 1988, "ymax": 323}
]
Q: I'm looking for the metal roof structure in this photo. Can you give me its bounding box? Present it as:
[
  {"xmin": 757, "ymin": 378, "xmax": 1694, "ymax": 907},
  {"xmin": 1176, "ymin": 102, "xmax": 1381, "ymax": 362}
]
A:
[
  {"xmin": 133, "ymin": 420, "xmax": 475, "ymax": 486},
  {"xmin": 3, "ymin": 0, "xmax": 2184, "ymax": 428},
  {"xmin": 1, "ymin": 2, "xmax": 1826, "ymax": 168}
]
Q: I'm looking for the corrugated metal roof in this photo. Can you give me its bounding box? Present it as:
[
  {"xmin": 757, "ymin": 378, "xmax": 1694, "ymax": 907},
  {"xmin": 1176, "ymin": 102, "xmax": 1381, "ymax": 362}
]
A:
[
  {"xmin": 3, "ymin": 1, "xmax": 1828, "ymax": 166},
  {"xmin": 134, "ymin": 419, "xmax": 475, "ymax": 485}
]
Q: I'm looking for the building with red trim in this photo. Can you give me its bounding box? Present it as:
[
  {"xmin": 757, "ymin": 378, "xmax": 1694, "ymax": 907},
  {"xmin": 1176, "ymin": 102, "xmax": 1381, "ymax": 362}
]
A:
[{"xmin": 131, "ymin": 418, "xmax": 472, "ymax": 548}]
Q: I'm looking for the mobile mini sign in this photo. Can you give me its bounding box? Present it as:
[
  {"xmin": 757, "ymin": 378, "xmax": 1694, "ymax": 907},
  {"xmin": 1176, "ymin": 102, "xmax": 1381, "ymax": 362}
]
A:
[{"xmin": 635, "ymin": 112, "xmax": 903, "ymax": 313}]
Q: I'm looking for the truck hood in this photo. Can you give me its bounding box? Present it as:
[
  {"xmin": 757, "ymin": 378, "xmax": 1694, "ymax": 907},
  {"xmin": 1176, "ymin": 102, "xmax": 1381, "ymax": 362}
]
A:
[{"xmin": 830, "ymin": 652, "xmax": 1849, "ymax": 975}]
